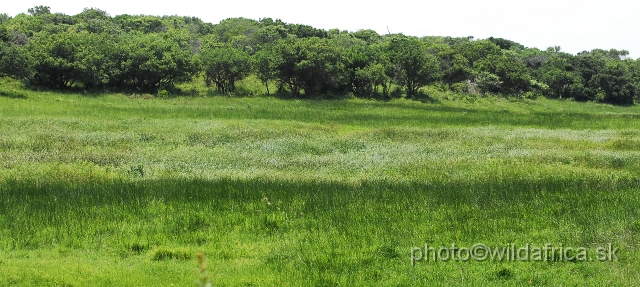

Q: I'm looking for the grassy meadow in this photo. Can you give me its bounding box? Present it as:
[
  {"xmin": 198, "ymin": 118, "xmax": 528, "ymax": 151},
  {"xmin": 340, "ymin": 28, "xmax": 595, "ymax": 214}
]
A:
[{"xmin": 1, "ymin": 78, "xmax": 640, "ymax": 286}]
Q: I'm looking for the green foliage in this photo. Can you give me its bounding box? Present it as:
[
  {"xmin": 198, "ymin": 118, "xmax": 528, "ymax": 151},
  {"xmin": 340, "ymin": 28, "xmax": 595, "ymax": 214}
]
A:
[
  {"xmin": 6, "ymin": 13, "xmax": 46, "ymax": 36},
  {"xmin": 456, "ymin": 39, "xmax": 502, "ymax": 67},
  {"xmin": 570, "ymin": 50, "xmax": 636, "ymax": 104},
  {"xmin": 152, "ymin": 248, "xmax": 192, "ymax": 261},
  {"xmin": 285, "ymin": 23, "xmax": 328, "ymax": 38},
  {"xmin": 27, "ymin": 6, "xmax": 51, "ymax": 17},
  {"xmin": 351, "ymin": 29, "xmax": 382, "ymax": 45},
  {"xmin": 25, "ymin": 31, "xmax": 122, "ymax": 89},
  {"xmin": 450, "ymin": 82, "xmax": 470, "ymax": 94},
  {"xmin": 474, "ymin": 53, "xmax": 531, "ymax": 95},
  {"xmin": 632, "ymin": 59, "xmax": 640, "ymax": 102},
  {"xmin": 211, "ymin": 17, "xmax": 259, "ymax": 44},
  {"xmin": 521, "ymin": 47, "xmax": 548, "ymax": 73},
  {"xmin": 26, "ymin": 31, "xmax": 84, "ymax": 88},
  {"xmin": 487, "ymin": 36, "xmax": 524, "ymax": 51},
  {"xmin": 0, "ymin": 23, "xmax": 10, "ymax": 44},
  {"xmin": 114, "ymin": 15, "xmax": 168, "ymax": 33},
  {"xmin": 117, "ymin": 32, "xmax": 198, "ymax": 93},
  {"xmin": 73, "ymin": 7, "xmax": 111, "ymax": 23},
  {"xmin": 0, "ymin": 7, "xmax": 637, "ymax": 103},
  {"xmin": 539, "ymin": 52, "xmax": 577, "ymax": 98},
  {"xmin": 157, "ymin": 16, "xmax": 214, "ymax": 37},
  {"xmin": 387, "ymin": 36, "xmax": 440, "ymax": 98},
  {"xmin": 572, "ymin": 51, "xmax": 607, "ymax": 101},
  {"xmin": 475, "ymin": 71, "xmax": 502, "ymax": 95},
  {"xmin": 599, "ymin": 60, "xmax": 636, "ymax": 104},
  {"xmin": 74, "ymin": 8, "xmax": 120, "ymax": 34},
  {"xmin": 271, "ymin": 37, "xmax": 347, "ymax": 97},
  {"xmin": 245, "ymin": 24, "xmax": 286, "ymax": 52},
  {"xmin": 0, "ymin": 43, "xmax": 30, "ymax": 80},
  {"xmin": 199, "ymin": 45, "xmax": 251, "ymax": 93},
  {"xmin": 252, "ymin": 48, "xmax": 277, "ymax": 95},
  {"xmin": 0, "ymin": 13, "xmax": 10, "ymax": 25},
  {"xmin": 439, "ymin": 51, "xmax": 471, "ymax": 87},
  {"xmin": 344, "ymin": 45, "xmax": 388, "ymax": 98}
]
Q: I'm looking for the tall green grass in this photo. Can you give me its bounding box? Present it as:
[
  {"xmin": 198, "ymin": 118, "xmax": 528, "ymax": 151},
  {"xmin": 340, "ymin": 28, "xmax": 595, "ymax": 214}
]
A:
[{"xmin": 1, "ymin": 79, "xmax": 639, "ymax": 285}]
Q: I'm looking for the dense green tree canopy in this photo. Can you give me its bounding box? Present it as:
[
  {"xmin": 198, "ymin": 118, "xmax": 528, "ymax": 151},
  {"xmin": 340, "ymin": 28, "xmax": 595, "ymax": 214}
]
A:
[
  {"xmin": 344, "ymin": 44, "xmax": 388, "ymax": 97},
  {"xmin": 199, "ymin": 45, "xmax": 251, "ymax": 93},
  {"xmin": 117, "ymin": 32, "xmax": 198, "ymax": 93},
  {"xmin": 0, "ymin": 6, "xmax": 637, "ymax": 104},
  {"xmin": 474, "ymin": 52, "xmax": 531, "ymax": 95},
  {"xmin": 539, "ymin": 51, "xmax": 579, "ymax": 99},
  {"xmin": 388, "ymin": 37, "xmax": 440, "ymax": 97},
  {"xmin": 270, "ymin": 37, "xmax": 347, "ymax": 97},
  {"xmin": 0, "ymin": 42, "xmax": 30, "ymax": 80}
]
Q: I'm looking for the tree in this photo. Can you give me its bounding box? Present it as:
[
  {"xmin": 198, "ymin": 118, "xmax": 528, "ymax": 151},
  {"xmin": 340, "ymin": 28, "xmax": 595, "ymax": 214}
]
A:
[
  {"xmin": 114, "ymin": 15, "xmax": 167, "ymax": 33},
  {"xmin": 474, "ymin": 52, "xmax": 531, "ymax": 96},
  {"xmin": 0, "ymin": 43, "xmax": 30, "ymax": 81},
  {"xmin": 24, "ymin": 30, "xmax": 120, "ymax": 89},
  {"xmin": 174, "ymin": 16, "xmax": 215, "ymax": 37},
  {"xmin": 574, "ymin": 51, "xmax": 605, "ymax": 84},
  {"xmin": 74, "ymin": 33, "xmax": 122, "ymax": 89},
  {"xmin": 331, "ymin": 33, "xmax": 367, "ymax": 49},
  {"xmin": 0, "ymin": 14, "xmax": 10, "ymax": 25},
  {"xmin": 567, "ymin": 49, "xmax": 635, "ymax": 104},
  {"xmin": 26, "ymin": 31, "xmax": 82, "ymax": 88},
  {"xmin": 271, "ymin": 37, "xmax": 347, "ymax": 97},
  {"xmin": 521, "ymin": 47, "xmax": 548, "ymax": 76},
  {"xmin": 115, "ymin": 32, "xmax": 198, "ymax": 93},
  {"xmin": 199, "ymin": 45, "xmax": 251, "ymax": 93},
  {"xmin": 539, "ymin": 51, "xmax": 578, "ymax": 99},
  {"xmin": 597, "ymin": 60, "xmax": 635, "ymax": 104},
  {"xmin": 211, "ymin": 18, "xmax": 259, "ymax": 44},
  {"xmin": 252, "ymin": 48, "xmax": 277, "ymax": 95},
  {"xmin": 456, "ymin": 40, "xmax": 502, "ymax": 68},
  {"xmin": 387, "ymin": 37, "xmax": 440, "ymax": 98},
  {"xmin": 421, "ymin": 37, "xmax": 471, "ymax": 87},
  {"xmin": 351, "ymin": 29, "xmax": 382, "ymax": 45},
  {"xmin": 572, "ymin": 50, "xmax": 608, "ymax": 101},
  {"xmin": 441, "ymin": 53, "xmax": 470, "ymax": 87},
  {"xmin": 73, "ymin": 8, "xmax": 120, "ymax": 34},
  {"xmin": 28, "ymin": 6, "xmax": 51, "ymax": 17},
  {"xmin": 475, "ymin": 71, "xmax": 502, "ymax": 95},
  {"xmin": 24, "ymin": 7, "xmax": 75, "ymax": 29},
  {"xmin": 344, "ymin": 45, "xmax": 387, "ymax": 97},
  {"xmin": 0, "ymin": 23, "xmax": 9, "ymax": 43},
  {"xmin": 73, "ymin": 7, "xmax": 110, "ymax": 22},
  {"xmin": 7, "ymin": 13, "xmax": 47, "ymax": 36},
  {"xmin": 286, "ymin": 23, "xmax": 327, "ymax": 38},
  {"xmin": 487, "ymin": 37, "xmax": 524, "ymax": 51},
  {"xmin": 246, "ymin": 25, "xmax": 286, "ymax": 53},
  {"xmin": 632, "ymin": 59, "xmax": 640, "ymax": 102}
]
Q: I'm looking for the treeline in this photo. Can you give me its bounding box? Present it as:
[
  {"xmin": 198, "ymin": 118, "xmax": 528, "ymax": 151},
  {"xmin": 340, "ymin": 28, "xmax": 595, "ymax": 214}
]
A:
[{"xmin": 1, "ymin": 6, "xmax": 639, "ymax": 104}]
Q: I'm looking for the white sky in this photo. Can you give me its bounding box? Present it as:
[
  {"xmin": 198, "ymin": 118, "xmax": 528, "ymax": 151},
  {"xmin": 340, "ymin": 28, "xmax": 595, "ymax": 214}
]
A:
[{"xmin": 3, "ymin": 0, "xmax": 639, "ymax": 59}]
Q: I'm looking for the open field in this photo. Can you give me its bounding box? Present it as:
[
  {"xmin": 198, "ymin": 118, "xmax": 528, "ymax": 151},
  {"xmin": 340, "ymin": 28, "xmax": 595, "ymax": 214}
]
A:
[{"xmin": 1, "ymin": 80, "xmax": 640, "ymax": 286}]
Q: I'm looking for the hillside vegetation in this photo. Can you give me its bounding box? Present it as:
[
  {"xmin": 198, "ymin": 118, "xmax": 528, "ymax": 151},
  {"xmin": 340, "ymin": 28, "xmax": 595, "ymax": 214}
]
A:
[{"xmin": 1, "ymin": 6, "xmax": 639, "ymax": 104}]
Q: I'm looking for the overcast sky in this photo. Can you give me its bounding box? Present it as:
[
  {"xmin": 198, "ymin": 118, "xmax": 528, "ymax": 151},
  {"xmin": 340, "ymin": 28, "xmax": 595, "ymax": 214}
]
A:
[{"xmin": 3, "ymin": 0, "xmax": 639, "ymax": 59}]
